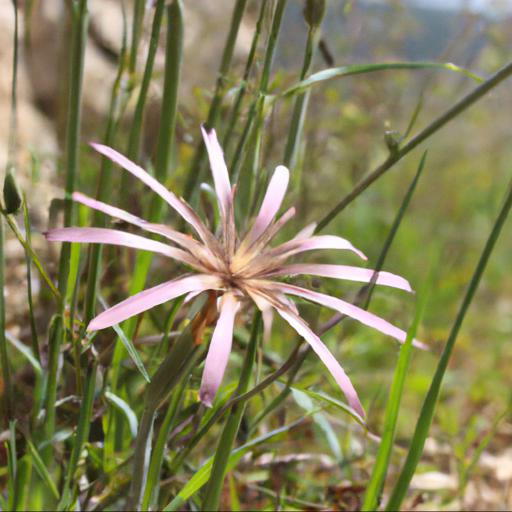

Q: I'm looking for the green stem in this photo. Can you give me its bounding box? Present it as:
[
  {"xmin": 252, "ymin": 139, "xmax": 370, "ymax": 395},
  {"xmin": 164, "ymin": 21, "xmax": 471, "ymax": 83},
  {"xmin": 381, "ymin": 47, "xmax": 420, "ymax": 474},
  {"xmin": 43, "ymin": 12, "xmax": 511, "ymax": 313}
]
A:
[
  {"xmin": 126, "ymin": 0, "xmax": 165, "ymax": 161},
  {"xmin": 316, "ymin": 59, "xmax": 512, "ymax": 232},
  {"xmin": 22, "ymin": 197, "xmax": 40, "ymax": 361},
  {"xmin": 57, "ymin": 0, "xmax": 88, "ymax": 300},
  {"xmin": 8, "ymin": 0, "xmax": 19, "ymax": 165},
  {"xmin": 232, "ymin": 0, "xmax": 288, "ymax": 194},
  {"xmin": 183, "ymin": 0, "xmax": 248, "ymax": 203},
  {"xmin": 106, "ymin": 0, "xmax": 183, "ymax": 457},
  {"xmin": 59, "ymin": 363, "xmax": 97, "ymax": 509},
  {"xmin": 142, "ymin": 375, "xmax": 189, "ymax": 509},
  {"xmin": 0, "ymin": 217, "xmax": 13, "ymax": 423},
  {"xmin": 83, "ymin": 9, "xmax": 131, "ymax": 326},
  {"xmin": 386, "ymin": 174, "xmax": 512, "ymax": 511},
  {"xmin": 3, "ymin": 213, "xmax": 60, "ymax": 300},
  {"xmin": 202, "ymin": 312, "xmax": 261, "ymax": 511},
  {"xmin": 129, "ymin": 0, "xmax": 145, "ymax": 74},
  {"xmin": 127, "ymin": 321, "xmax": 199, "ymax": 511},
  {"xmin": 222, "ymin": 0, "xmax": 269, "ymax": 153},
  {"xmin": 45, "ymin": 0, "xmax": 88, "ymax": 446},
  {"xmin": 283, "ymin": 24, "xmax": 319, "ymax": 170}
]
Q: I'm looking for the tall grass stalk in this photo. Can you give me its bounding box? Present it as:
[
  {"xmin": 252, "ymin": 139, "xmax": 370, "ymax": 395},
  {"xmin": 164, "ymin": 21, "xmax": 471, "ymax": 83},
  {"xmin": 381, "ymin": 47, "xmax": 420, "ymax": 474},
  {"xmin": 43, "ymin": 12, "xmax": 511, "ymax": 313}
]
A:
[
  {"xmin": 127, "ymin": 319, "xmax": 201, "ymax": 510},
  {"xmin": 232, "ymin": 0, "xmax": 287, "ymax": 203},
  {"xmin": 183, "ymin": 0, "xmax": 248, "ymax": 203},
  {"xmin": 59, "ymin": 363, "xmax": 97, "ymax": 509},
  {"xmin": 222, "ymin": 0, "xmax": 269, "ymax": 152},
  {"xmin": 44, "ymin": 0, "xmax": 88, "ymax": 442},
  {"xmin": 0, "ymin": 219, "xmax": 12, "ymax": 422},
  {"xmin": 106, "ymin": 0, "xmax": 183, "ymax": 459},
  {"xmin": 129, "ymin": 0, "xmax": 146, "ymax": 74},
  {"xmin": 122, "ymin": 0, "xmax": 166, "ymax": 188},
  {"xmin": 362, "ymin": 241, "xmax": 432, "ymax": 510},
  {"xmin": 386, "ymin": 173, "xmax": 512, "ymax": 510},
  {"xmin": 202, "ymin": 313, "xmax": 262, "ymax": 511},
  {"xmin": 22, "ymin": 197, "xmax": 40, "ymax": 361},
  {"xmin": 283, "ymin": 0, "xmax": 325, "ymax": 170},
  {"xmin": 142, "ymin": 376, "xmax": 189, "ymax": 509},
  {"xmin": 0, "ymin": 0, "xmax": 21, "ymax": 423},
  {"xmin": 84, "ymin": 5, "xmax": 129, "ymax": 325}
]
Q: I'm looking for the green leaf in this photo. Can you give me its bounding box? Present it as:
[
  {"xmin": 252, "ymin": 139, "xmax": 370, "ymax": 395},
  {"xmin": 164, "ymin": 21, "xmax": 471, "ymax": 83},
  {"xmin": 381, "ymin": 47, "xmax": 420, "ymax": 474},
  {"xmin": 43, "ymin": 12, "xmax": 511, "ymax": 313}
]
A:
[
  {"xmin": 105, "ymin": 391, "xmax": 138, "ymax": 438},
  {"xmin": 98, "ymin": 295, "xmax": 150, "ymax": 383},
  {"xmin": 290, "ymin": 387, "xmax": 341, "ymax": 460},
  {"xmin": 299, "ymin": 388, "xmax": 367, "ymax": 429},
  {"xmin": 5, "ymin": 331, "xmax": 42, "ymax": 376},
  {"xmin": 282, "ymin": 61, "xmax": 482, "ymax": 97},
  {"xmin": 26, "ymin": 439, "xmax": 60, "ymax": 500}
]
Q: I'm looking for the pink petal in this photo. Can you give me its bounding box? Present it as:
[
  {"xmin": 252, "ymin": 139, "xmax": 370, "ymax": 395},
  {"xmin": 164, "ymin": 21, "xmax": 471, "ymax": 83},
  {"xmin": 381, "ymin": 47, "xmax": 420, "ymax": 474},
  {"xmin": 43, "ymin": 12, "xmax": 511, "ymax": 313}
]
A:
[
  {"xmin": 262, "ymin": 307, "xmax": 274, "ymax": 343},
  {"xmin": 276, "ymin": 306, "xmax": 364, "ymax": 417},
  {"xmin": 45, "ymin": 227, "xmax": 197, "ymax": 267},
  {"xmin": 267, "ymin": 263, "xmax": 412, "ymax": 292},
  {"xmin": 88, "ymin": 274, "xmax": 221, "ymax": 330},
  {"xmin": 72, "ymin": 192, "xmax": 215, "ymax": 268},
  {"xmin": 200, "ymin": 126, "xmax": 232, "ymax": 220},
  {"xmin": 292, "ymin": 222, "xmax": 317, "ymax": 241},
  {"xmin": 270, "ymin": 235, "xmax": 367, "ymax": 261},
  {"xmin": 249, "ymin": 165, "xmax": 290, "ymax": 242},
  {"xmin": 199, "ymin": 293, "xmax": 239, "ymax": 407},
  {"xmin": 73, "ymin": 192, "xmax": 193, "ymax": 248},
  {"xmin": 270, "ymin": 282, "xmax": 426, "ymax": 350},
  {"xmin": 90, "ymin": 143, "xmax": 217, "ymax": 248}
]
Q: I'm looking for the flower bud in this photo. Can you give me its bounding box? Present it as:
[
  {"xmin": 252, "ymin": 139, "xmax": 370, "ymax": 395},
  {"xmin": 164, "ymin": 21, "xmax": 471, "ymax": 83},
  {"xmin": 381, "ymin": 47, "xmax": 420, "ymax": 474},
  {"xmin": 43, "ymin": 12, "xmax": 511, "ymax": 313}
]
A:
[
  {"xmin": 3, "ymin": 170, "xmax": 22, "ymax": 214},
  {"xmin": 384, "ymin": 130, "xmax": 401, "ymax": 155},
  {"xmin": 303, "ymin": 0, "xmax": 327, "ymax": 29}
]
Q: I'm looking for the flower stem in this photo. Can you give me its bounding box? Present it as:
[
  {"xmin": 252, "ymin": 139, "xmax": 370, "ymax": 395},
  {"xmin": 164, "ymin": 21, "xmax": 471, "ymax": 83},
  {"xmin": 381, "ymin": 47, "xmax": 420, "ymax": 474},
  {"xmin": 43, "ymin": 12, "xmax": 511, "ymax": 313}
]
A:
[{"xmin": 202, "ymin": 312, "xmax": 262, "ymax": 511}]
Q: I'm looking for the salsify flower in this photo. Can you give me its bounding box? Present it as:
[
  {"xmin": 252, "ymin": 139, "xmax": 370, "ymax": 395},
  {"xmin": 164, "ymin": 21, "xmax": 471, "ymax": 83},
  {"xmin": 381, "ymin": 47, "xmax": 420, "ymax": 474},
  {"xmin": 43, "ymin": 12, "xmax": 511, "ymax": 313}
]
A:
[{"xmin": 46, "ymin": 127, "xmax": 422, "ymax": 416}]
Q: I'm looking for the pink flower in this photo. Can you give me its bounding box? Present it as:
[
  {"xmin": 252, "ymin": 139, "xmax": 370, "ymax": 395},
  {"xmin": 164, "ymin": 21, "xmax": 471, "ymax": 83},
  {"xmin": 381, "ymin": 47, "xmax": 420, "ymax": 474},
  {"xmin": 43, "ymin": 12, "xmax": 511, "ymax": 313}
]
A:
[{"xmin": 46, "ymin": 127, "xmax": 421, "ymax": 416}]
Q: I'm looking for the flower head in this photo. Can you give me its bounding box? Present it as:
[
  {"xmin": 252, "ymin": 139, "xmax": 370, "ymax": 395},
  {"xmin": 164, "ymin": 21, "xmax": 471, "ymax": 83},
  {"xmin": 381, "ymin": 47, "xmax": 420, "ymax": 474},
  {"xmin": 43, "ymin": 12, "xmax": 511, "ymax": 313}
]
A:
[{"xmin": 46, "ymin": 127, "xmax": 422, "ymax": 416}]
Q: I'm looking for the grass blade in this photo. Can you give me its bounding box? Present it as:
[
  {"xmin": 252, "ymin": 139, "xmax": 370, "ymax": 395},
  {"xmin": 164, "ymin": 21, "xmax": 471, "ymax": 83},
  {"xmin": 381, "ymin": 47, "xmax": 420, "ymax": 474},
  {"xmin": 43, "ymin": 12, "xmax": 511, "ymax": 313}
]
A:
[
  {"xmin": 5, "ymin": 331, "xmax": 42, "ymax": 376},
  {"xmin": 0, "ymin": 218, "xmax": 12, "ymax": 421},
  {"xmin": 362, "ymin": 257, "xmax": 433, "ymax": 510},
  {"xmin": 105, "ymin": 390, "xmax": 139, "ymax": 438},
  {"xmin": 282, "ymin": 61, "xmax": 481, "ymax": 97},
  {"xmin": 59, "ymin": 363, "xmax": 97, "ymax": 509},
  {"xmin": 99, "ymin": 295, "xmax": 150, "ymax": 383},
  {"xmin": 26, "ymin": 439, "xmax": 60, "ymax": 500},
  {"xmin": 386, "ymin": 173, "xmax": 512, "ymax": 510}
]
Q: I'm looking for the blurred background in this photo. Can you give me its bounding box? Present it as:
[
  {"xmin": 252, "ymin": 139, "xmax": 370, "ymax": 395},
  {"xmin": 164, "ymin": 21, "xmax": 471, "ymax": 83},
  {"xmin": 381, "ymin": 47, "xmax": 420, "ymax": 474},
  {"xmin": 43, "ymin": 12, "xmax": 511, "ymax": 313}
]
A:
[{"xmin": 1, "ymin": 0, "xmax": 512, "ymax": 509}]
